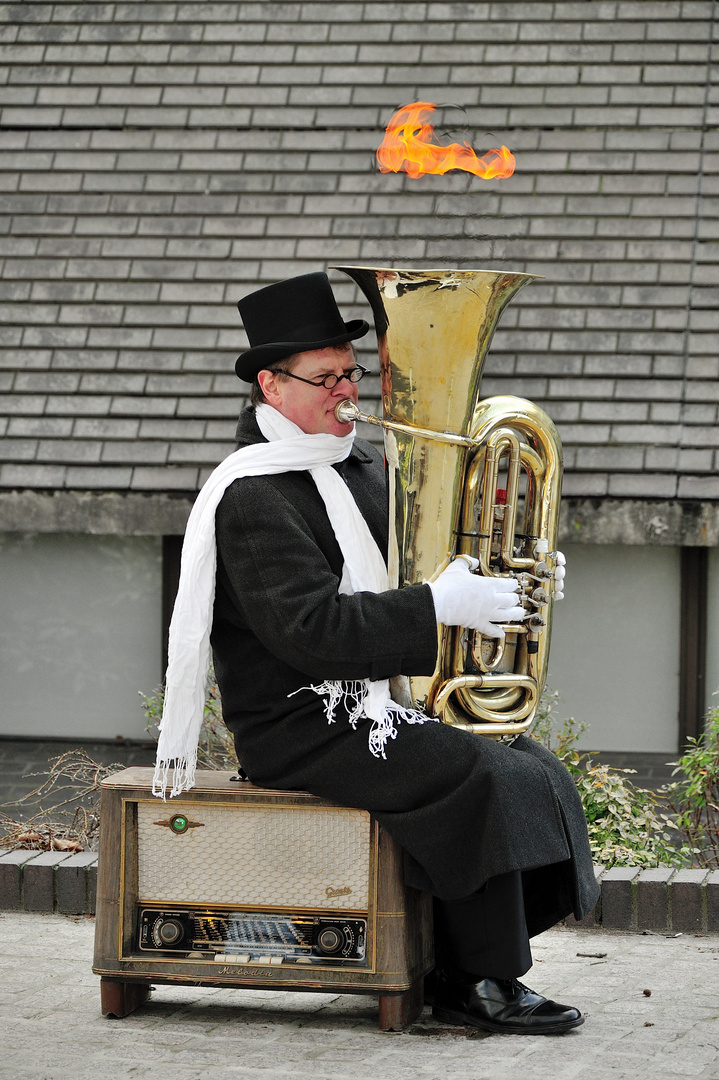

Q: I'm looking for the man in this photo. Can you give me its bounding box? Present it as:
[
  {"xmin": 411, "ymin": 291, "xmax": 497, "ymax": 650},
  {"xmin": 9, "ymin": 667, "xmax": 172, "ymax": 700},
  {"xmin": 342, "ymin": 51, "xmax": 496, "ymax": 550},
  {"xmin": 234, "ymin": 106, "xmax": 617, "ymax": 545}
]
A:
[{"xmin": 165, "ymin": 272, "xmax": 599, "ymax": 1036}]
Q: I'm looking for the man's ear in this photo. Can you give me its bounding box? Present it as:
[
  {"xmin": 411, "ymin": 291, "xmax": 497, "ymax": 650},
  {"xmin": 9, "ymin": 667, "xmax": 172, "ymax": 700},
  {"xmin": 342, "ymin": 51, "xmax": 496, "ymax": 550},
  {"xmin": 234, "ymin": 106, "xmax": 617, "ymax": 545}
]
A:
[{"xmin": 257, "ymin": 368, "xmax": 282, "ymax": 406}]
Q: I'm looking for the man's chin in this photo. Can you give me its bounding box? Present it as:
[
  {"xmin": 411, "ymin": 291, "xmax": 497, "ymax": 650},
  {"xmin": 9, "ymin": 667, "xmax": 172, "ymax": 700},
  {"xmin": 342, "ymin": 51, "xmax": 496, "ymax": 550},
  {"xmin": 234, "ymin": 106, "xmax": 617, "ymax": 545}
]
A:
[{"xmin": 327, "ymin": 420, "xmax": 355, "ymax": 437}]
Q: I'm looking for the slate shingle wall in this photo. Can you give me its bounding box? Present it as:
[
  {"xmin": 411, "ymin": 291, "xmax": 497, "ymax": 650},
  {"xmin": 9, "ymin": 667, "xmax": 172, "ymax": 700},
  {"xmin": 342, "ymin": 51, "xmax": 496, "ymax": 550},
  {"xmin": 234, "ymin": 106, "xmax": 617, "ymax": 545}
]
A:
[{"xmin": 0, "ymin": 2, "xmax": 717, "ymax": 506}]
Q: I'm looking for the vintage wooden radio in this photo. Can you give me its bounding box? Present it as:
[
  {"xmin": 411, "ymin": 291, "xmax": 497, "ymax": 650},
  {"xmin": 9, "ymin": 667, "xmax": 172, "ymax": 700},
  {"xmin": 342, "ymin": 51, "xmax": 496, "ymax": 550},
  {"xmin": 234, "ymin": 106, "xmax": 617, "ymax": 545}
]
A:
[{"xmin": 93, "ymin": 768, "xmax": 432, "ymax": 1030}]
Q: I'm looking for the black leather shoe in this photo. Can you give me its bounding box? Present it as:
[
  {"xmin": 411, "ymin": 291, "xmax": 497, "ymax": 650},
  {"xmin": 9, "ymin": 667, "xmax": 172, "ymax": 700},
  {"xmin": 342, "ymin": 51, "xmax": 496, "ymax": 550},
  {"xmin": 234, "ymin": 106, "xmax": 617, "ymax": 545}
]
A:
[{"xmin": 432, "ymin": 969, "xmax": 584, "ymax": 1035}]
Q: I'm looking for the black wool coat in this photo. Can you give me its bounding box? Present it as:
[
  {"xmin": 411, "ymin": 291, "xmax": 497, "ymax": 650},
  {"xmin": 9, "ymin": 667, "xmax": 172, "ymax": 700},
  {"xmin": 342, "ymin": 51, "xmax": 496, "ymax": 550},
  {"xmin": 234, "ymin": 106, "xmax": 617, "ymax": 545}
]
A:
[{"xmin": 212, "ymin": 407, "xmax": 599, "ymax": 929}]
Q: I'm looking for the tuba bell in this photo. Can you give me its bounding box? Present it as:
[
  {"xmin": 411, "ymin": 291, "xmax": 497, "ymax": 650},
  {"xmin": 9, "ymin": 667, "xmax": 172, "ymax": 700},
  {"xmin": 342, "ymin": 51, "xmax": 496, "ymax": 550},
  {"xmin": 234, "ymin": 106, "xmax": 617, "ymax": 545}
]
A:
[{"xmin": 332, "ymin": 265, "xmax": 563, "ymax": 740}]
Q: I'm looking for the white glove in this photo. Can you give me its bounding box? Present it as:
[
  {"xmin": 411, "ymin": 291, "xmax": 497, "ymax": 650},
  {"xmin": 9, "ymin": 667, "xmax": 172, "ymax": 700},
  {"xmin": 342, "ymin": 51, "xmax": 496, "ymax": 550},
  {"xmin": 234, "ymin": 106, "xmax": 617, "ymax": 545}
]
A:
[
  {"xmin": 428, "ymin": 556, "xmax": 525, "ymax": 639},
  {"xmin": 554, "ymin": 551, "xmax": 566, "ymax": 600}
]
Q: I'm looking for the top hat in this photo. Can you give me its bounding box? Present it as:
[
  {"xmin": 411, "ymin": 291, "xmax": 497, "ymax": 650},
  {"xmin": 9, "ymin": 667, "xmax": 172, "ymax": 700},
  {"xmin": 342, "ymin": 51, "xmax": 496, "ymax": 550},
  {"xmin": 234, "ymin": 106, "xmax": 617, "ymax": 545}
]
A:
[{"xmin": 235, "ymin": 272, "xmax": 369, "ymax": 382}]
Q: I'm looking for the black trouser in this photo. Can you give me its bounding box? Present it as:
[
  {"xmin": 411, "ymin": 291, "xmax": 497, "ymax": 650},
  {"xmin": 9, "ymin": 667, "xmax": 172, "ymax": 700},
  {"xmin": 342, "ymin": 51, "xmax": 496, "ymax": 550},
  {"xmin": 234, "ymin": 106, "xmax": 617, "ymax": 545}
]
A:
[
  {"xmin": 433, "ymin": 861, "xmax": 576, "ymax": 980},
  {"xmin": 433, "ymin": 869, "xmax": 532, "ymax": 980}
]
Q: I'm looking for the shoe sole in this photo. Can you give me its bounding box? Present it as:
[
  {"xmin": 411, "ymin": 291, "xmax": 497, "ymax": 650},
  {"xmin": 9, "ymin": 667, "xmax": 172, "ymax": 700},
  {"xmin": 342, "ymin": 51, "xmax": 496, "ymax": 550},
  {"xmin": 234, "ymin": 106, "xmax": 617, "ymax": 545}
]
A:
[{"xmin": 432, "ymin": 1004, "xmax": 585, "ymax": 1036}]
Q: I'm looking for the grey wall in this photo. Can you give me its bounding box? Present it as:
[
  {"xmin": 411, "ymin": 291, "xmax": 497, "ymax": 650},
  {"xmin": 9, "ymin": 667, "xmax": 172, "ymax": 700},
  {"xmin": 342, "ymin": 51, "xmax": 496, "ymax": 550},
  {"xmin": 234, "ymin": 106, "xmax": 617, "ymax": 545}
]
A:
[
  {"xmin": 0, "ymin": 533, "xmax": 162, "ymax": 739},
  {"xmin": 547, "ymin": 543, "xmax": 681, "ymax": 753},
  {"xmin": 0, "ymin": 532, "xmax": 711, "ymax": 751}
]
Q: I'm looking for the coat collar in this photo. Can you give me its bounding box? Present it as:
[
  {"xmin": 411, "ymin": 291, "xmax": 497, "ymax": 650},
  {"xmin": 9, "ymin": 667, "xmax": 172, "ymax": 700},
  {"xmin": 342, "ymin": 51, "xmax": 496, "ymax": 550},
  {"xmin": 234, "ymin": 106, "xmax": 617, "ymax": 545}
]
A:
[{"xmin": 234, "ymin": 406, "xmax": 374, "ymax": 464}]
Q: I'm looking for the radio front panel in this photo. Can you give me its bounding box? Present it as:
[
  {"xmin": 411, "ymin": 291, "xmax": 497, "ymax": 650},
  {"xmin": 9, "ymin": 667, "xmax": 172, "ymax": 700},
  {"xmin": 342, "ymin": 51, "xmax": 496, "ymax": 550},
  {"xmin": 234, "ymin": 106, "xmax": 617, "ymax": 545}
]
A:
[
  {"xmin": 136, "ymin": 800, "xmax": 371, "ymax": 912},
  {"xmin": 138, "ymin": 907, "xmax": 367, "ymax": 966}
]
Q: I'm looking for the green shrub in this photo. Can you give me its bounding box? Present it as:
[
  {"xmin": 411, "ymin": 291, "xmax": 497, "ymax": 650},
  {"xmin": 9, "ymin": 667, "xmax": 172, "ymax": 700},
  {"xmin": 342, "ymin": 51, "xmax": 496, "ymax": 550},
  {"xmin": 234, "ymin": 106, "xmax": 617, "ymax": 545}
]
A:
[
  {"xmin": 531, "ymin": 692, "xmax": 692, "ymax": 869},
  {"xmin": 663, "ymin": 700, "xmax": 719, "ymax": 869}
]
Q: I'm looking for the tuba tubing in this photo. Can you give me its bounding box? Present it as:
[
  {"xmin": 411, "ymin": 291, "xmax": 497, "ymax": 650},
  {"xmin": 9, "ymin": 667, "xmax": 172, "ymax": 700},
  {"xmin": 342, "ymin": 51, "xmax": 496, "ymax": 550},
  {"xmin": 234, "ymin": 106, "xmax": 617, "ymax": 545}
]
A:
[{"xmin": 332, "ymin": 265, "xmax": 563, "ymax": 741}]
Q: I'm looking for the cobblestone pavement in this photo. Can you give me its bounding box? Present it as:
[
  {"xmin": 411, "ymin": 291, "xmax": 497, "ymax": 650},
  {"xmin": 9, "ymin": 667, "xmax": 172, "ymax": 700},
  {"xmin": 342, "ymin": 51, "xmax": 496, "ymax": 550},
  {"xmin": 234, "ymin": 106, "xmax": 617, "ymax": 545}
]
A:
[{"xmin": 1, "ymin": 913, "xmax": 718, "ymax": 1080}]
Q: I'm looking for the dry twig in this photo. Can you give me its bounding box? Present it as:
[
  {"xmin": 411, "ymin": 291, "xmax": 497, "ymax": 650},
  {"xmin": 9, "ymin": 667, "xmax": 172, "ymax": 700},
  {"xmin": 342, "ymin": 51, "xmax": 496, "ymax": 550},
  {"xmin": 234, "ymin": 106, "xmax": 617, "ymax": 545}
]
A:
[{"xmin": 0, "ymin": 749, "xmax": 124, "ymax": 852}]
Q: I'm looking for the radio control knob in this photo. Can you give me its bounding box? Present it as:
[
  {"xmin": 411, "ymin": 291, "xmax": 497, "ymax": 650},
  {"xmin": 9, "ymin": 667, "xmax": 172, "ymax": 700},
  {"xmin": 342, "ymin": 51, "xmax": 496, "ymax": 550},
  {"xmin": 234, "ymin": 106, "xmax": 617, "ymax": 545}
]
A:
[
  {"xmin": 317, "ymin": 926, "xmax": 344, "ymax": 954},
  {"xmin": 157, "ymin": 918, "xmax": 184, "ymax": 946}
]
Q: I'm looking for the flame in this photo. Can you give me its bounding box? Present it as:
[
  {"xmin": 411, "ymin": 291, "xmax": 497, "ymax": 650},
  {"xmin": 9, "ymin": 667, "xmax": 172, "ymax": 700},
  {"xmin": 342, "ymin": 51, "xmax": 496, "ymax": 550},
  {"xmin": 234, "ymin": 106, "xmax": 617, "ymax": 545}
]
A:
[{"xmin": 377, "ymin": 101, "xmax": 515, "ymax": 181}]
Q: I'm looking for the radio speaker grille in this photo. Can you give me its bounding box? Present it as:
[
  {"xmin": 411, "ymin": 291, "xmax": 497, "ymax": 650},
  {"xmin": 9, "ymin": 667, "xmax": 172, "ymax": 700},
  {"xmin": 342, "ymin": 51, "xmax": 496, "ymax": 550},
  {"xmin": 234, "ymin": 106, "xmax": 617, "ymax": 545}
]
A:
[{"xmin": 137, "ymin": 801, "xmax": 371, "ymax": 910}]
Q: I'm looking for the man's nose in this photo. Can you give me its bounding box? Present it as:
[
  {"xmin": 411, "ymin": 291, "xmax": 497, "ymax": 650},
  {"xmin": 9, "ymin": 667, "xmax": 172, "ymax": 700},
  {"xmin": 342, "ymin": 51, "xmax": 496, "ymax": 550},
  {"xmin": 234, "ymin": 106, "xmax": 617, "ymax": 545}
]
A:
[{"xmin": 331, "ymin": 373, "xmax": 355, "ymax": 393}]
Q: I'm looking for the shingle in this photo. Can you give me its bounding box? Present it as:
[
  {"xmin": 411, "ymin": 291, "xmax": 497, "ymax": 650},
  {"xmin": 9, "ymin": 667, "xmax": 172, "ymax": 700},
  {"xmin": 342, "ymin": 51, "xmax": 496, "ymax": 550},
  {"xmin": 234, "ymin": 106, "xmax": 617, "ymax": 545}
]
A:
[
  {"xmin": 609, "ymin": 473, "xmax": 679, "ymax": 498},
  {"xmin": 74, "ymin": 418, "xmax": 140, "ymax": 438},
  {"xmin": 131, "ymin": 464, "xmax": 199, "ymax": 489},
  {"xmin": 78, "ymin": 373, "xmax": 146, "ymax": 393},
  {"xmin": 0, "ymin": 437, "xmax": 37, "ymax": 459},
  {"xmin": 0, "ymin": 5, "xmax": 715, "ymax": 500},
  {"xmin": 138, "ymin": 419, "xmax": 205, "ymax": 439},
  {"xmin": 79, "ymin": 22, "xmax": 142, "ymax": 44},
  {"xmin": 0, "ymin": 349, "xmax": 52, "ymax": 370},
  {"xmin": 203, "ymin": 22, "xmax": 266, "ymax": 42},
  {"xmin": 37, "ymin": 438, "xmax": 103, "ymax": 463},
  {"xmin": 87, "ymin": 326, "xmax": 153, "ymax": 348},
  {"xmin": 8, "ymin": 417, "xmax": 73, "ymax": 437},
  {"xmin": 45, "ymin": 395, "xmax": 111, "ymax": 416},
  {"xmin": 101, "ymin": 440, "xmax": 169, "ymax": 463},
  {"xmin": 14, "ymin": 372, "xmax": 80, "ymax": 393},
  {"xmin": 31, "ymin": 281, "xmax": 95, "ymax": 302},
  {"xmin": 0, "ymin": 463, "xmax": 67, "ymax": 487},
  {"xmin": 168, "ymin": 440, "xmax": 233, "ymax": 463},
  {"xmin": 64, "ymin": 464, "xmax": 133, "ymax": 487},
  {"xmin": 52, "ymin": 354, "xmax": 116, "ymax": 375},
  {"xmin": 0, "ymin": 393, "xmax": 46, "ymax": 415}
]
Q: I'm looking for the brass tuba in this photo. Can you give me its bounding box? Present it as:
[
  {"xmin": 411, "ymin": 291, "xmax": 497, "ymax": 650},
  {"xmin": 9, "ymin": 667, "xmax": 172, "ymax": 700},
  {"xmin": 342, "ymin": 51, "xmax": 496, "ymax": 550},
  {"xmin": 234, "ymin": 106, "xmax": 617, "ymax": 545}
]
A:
[{"xmin": 332, "ymin": 266, "xmax": 563, "ymax": 740}]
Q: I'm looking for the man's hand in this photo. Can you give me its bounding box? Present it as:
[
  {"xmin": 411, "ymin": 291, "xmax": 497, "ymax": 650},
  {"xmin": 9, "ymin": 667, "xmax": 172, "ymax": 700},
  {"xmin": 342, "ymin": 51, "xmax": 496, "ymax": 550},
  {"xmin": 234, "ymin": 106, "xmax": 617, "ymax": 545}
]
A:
[{"xmin": 428, "ymin": 557, "xmax": 525, "ymax": 639}]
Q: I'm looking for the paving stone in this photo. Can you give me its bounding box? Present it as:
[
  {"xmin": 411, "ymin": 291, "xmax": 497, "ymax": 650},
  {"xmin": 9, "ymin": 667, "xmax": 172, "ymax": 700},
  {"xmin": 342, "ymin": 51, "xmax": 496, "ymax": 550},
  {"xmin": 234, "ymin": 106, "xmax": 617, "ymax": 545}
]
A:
[
  {"xmin": 671, "ymin": 869, "xmax": 710, "ymax": 934},
  {"xmin": 601, "ymin": 866, "xmax": 640, "ymax": 930},
  {"xmin": 0, "ymin": 850, "xmax": 38, "ymax": 910},
  {"xmin": 2, "ymin": 913, "xmax": 719, "ymax": 1079},
  {"xmin": 56, "ymin": 853, "xmax": 98, "ymax": 915},
  {"xmin": 637, "ymin": 867, "xmax": 674, "ymax": 932},
  {"xmin": 22, "ymin": 851, "xmax": 73, "ymax": 912}
]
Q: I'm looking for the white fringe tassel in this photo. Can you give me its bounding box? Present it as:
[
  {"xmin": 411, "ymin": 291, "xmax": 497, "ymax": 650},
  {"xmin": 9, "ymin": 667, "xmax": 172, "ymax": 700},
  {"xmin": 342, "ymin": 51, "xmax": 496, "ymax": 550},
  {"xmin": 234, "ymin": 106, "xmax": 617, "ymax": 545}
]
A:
[
  {"xmin": 290, "ymin": 679, "xmax": 437, "ymax": 759},
  {"xmin": 152, "ymin": 753, "xmax": 197, "ymax": 801}
]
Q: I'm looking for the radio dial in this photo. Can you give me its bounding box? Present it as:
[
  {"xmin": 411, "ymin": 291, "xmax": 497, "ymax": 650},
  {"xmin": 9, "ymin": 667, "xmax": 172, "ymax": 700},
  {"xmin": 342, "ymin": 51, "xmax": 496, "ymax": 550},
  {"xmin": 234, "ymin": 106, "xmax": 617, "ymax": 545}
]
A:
[
  {"xmin": 317, "ymin": 926, "xmax": 344, "ymax": 955},
  {"xmin": 154, "ymin": 917, "xmax": 185, "ymax": 947}
]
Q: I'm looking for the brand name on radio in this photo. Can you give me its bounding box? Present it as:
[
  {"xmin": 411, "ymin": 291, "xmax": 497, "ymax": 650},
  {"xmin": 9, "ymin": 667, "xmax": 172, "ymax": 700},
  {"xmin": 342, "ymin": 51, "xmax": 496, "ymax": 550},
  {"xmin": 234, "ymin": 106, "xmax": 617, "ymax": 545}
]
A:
[
  {"xmin": 325, "ymin": 885, "xmax": 352, "ymax": 898},
  {"xmin": 218, "ymin": 966, "xmax": 278, "ymax": 977}
]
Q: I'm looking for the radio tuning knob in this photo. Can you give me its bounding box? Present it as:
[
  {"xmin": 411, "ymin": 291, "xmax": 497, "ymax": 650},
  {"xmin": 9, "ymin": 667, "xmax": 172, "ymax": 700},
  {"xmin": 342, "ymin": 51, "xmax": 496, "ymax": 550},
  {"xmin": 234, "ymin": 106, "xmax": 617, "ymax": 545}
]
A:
[
  {"xmin": 156, "ymin": 918, "xmax": 184, "ymax": 946},
  {"xmin": 317, "ymin": 926, "xmax": 344, "ymax": 954}
]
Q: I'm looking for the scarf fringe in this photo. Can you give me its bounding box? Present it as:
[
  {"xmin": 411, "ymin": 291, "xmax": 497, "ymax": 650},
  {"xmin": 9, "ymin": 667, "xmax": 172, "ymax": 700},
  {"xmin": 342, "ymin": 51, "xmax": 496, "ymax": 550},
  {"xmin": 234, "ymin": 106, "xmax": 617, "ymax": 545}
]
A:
[
  {"xmin": 152, "ymin": 752, "xmax": 197, "ymax": 801},
  {"xmin": 290, "ymin": 679, "xmax": 437, "ymax": 759}
]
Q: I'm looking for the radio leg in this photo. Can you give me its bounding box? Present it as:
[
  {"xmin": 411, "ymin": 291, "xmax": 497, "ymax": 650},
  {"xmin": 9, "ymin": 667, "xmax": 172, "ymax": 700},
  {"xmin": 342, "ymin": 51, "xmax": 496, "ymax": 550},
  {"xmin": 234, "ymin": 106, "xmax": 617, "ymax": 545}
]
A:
[
  {"xmin": 100, "ymin": 977, "xmax": 151, "ymax": 1019},
  {"xmin": 378, "ymin": 979, "xmax": 424, "ymax": 1031}
]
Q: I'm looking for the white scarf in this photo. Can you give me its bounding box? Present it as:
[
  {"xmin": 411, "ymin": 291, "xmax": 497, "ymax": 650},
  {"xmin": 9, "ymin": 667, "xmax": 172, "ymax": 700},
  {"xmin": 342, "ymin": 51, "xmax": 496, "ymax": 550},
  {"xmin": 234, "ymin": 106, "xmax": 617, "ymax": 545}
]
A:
[{"xmin": 153, "ymin": 404, "xmax": 431, "ymax": 799}]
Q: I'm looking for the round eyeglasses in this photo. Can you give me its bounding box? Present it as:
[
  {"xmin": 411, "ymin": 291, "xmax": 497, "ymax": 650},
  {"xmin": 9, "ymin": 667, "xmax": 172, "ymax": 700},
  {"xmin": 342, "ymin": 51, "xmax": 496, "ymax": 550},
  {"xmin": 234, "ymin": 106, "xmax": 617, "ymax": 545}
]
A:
[{"xmin": 273, "ymin": 365, "xmax": 370, "ymax": 390}]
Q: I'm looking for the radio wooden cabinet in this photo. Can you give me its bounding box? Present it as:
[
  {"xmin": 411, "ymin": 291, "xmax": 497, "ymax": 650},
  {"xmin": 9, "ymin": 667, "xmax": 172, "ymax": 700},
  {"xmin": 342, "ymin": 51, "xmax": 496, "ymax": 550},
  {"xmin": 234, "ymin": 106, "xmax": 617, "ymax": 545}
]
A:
[{"xmin": 93, "ymin": 768, "xmax": 433, "ymax": 1030}]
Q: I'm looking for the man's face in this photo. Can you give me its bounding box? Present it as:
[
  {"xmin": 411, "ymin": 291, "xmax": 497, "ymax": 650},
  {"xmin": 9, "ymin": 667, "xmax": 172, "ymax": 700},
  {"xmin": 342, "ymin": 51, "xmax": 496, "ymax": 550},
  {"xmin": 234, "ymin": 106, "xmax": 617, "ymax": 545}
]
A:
[{"xmin": 258, "ymin": 343, "xmax": 360, "ymax": 436}]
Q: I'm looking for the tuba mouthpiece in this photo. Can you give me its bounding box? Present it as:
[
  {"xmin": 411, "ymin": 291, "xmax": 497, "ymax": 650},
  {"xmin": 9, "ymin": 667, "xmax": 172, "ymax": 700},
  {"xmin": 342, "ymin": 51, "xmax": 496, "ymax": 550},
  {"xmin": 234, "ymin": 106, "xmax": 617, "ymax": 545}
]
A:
[{"xmin": 334, "ymin": 399, "xmax": 360, "ymax": 424}]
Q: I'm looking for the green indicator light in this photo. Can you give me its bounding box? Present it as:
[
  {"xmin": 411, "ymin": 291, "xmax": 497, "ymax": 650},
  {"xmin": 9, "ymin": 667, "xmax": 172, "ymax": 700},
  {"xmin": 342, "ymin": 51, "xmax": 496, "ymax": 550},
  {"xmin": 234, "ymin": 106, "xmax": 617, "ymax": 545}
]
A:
[{"xmin": 171, "ymin": 815, "xmax": 188, "ymax": 833}]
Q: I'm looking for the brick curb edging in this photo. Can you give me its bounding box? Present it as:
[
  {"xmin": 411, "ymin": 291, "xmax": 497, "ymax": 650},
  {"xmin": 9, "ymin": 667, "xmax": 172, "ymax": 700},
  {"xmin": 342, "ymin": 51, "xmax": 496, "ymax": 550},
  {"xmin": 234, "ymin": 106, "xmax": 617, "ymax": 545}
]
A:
[
  {"xmin": 566, "ymin": 865, "xmax": 719, "ymax": 934},
  {"xmin": 0, "ymin": 849, "xmax": 98, "ymax": 915},
  {"xmin": 2, "ymin": 851, "xmax": 719, "ymax": 931}
]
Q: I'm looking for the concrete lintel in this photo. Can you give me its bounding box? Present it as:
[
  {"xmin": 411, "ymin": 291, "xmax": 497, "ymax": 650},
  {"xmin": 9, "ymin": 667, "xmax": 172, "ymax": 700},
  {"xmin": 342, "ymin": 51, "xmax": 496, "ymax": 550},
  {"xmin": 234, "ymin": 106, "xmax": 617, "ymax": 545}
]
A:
[
  {"xmin": 0, "ymin": 490, "xmax": 194, "ymax": 536},
  {"xmin": 559, "ymin": 498, "xmax": 719, "ymax": 547},
  {"xmin": 2, "ymin": 491, "xmax": 719, "ymax": 546}
]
